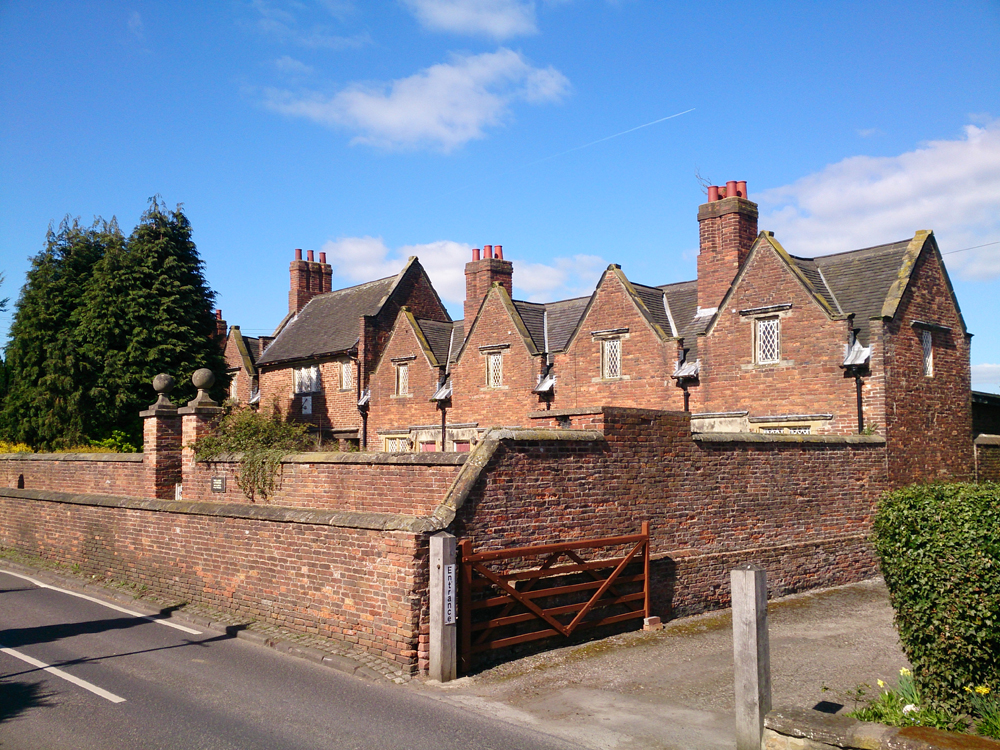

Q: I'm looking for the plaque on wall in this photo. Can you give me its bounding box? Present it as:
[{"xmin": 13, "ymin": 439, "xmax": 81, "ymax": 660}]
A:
[{"xmin": 211, "ymin": 476, "xmax": 226, "ymax": 493}]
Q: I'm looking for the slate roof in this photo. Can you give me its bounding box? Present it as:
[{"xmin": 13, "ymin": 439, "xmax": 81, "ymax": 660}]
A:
[
  {"xmin": 631, "ymin": 283, "xmax": 672, "ymax": 336},
  {"xmin": 512, "ymin": 301, "xmax": 546, "ymax": 352},
  {"xmin": 660, "ymin": 280, "xmax": 703, "ymax": 360},
  {"xmin": 544, "ymin": 297, "xmax": 589, "ymax": 352},
  {"xmin": 804, "ymin": 239, "xmax": 912, "ymax": 345},
  {"xmin": 415, "ymin": 318, "xmax": 460, "ymax": 366},
  {"xmin": 258, "ymin": 276, "xmax": 397, "ymax": 366}
]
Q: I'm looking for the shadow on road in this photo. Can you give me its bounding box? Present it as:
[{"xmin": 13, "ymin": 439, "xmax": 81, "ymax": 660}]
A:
[
  {"xmin": 0, "ymin": 679, "xmax": 53, "ymax": 723},
  {"xmin": 0, "ymin": 604, "xmax": 186, "ymax": 649}
]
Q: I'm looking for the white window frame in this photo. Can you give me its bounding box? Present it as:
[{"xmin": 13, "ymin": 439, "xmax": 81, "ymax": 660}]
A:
[
  {"xmin": 294, "ymin": 364, "xmax": 320, "ymax": 394},
  {"xmin": 486, "ymin": 351, "xmax": 503, "ymax": 388},
  {"xmin": 921, "ymin": 330, "xmax": 933, "ymax": 377},
  {"xmin": 341, "ymin": 360, "xmax": 353, "ymax": 391},
  {"xmin": 601, "ymin": 337, "xmax": 622, "ymax": 380},
  {"xmin": 229, "ymin": 376, "xmax": 239, "ymax": 402},
  {"xmin": 395, "ymin": 362, "xmax": 409, "ymax": 395},
  {"xmin": 755, "ymin": 317, "xmax": 781, "ymax": 365}
]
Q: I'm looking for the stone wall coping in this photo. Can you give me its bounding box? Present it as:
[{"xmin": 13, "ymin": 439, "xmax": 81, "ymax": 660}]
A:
[
  {"xmin": 0, "ymin": 452, "xmax": 145, "ymax": 463},
  {"xmin": 528, "ymin": 407, "xmax": 605, "ymax": 418},
  {"xmin": 195, "ymin": 451, "xmax": 468, "ymax": 466},
  {"xmin": 975, "ymin": 434, "xmax": 1000, "ymax": 446},
  {"xmin": 765, "ymin": 706, "xmax": 1000, "ymax": 749},
  {"xmin": 694, "ymin": 432, "xmax": 886, "ymax": 445},
  {"xmin": 431, "ymin": 428, "xmax": 606, "ymax": 528},
  {"xmin": 0, "ymin": 487, "xmax": 437, "ymax": 533}
]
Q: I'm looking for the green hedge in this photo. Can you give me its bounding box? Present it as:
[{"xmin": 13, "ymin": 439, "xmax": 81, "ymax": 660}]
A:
[{"xmin": 873, "ymin": 483, "xmax": 1000, "ymax": 711}]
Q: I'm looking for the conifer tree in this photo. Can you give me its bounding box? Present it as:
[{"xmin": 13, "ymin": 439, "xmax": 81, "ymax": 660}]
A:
[
  {"xmin": 0, "ymin": 219, "xmax": 117, "ymax": 448},
  {"xmin": 1, "ymin": 201, "xmax": 228, "ymax": 449},
  {"xmin": 79, "ymin": 199, "xmax": 228, "ymax": 441}
]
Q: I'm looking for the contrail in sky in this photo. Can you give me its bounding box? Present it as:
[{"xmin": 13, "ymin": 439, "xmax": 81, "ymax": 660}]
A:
[{"xmin": 434, "ymin": 107, "xmax": 696, "ymax": 200}]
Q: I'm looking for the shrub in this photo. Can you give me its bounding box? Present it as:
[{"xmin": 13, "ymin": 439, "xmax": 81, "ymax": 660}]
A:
[
  {"xmin": 193, "ymin": 404, "xmax": 309, "ymax": 502},
  {"xmin": 873, "ymin": 483, "xmax": 1000, "ymax": 713},
  {"xmin": 0, "ymin": 440, "xmax": 31, "ymax": 454}
]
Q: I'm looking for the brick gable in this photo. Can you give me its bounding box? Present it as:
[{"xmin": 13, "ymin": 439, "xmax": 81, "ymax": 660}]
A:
[
  {"xmin": 555, "ymin": 266, "xmax": 683, "ymax": 412},
  {"xmin": 695, "ymin": 235, "xmax": 868, "ymax": 434}
]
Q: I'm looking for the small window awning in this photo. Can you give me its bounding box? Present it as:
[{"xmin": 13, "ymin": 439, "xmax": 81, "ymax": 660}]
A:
[
  {"xmin": 672, "ymin": 360, "xmax": 700, "ymax": 379},
  {"xmin": 430, "ymin": 379, "xmax": 452, "ymax": 401},
  {"xmin": 357, "ymin": 388, "xmax": 371, "ymax": 407},
  {"xmin": 842, "ymin": 340, "xmax": 871, "ymax": 368},
  {"xmin": 533, "ymin": 373, "xmax": 556, "ymax": 394}
]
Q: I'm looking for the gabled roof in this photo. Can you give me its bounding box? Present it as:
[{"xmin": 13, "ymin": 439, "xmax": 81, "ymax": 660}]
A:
[
  {"xmin": 702, "ymin": 230, "xmax": 963, "ymax": 347},
  {"xmin": 228, "ymin": 326, "xmax": 260, "ymax": 376},
  {"xmin": 512, "ymin": 301, "xmax": 546, "ymax": 351},
  {"xmin": 455, "ymin": 283, "xmax": 540, "ymax": 362},
  {"xmin": 258, "ymin": 257, "xmax": 447, "ymax": 367},
  {"xmin": 258, "ymin": 275, "xmax": 397, "ymax": 365}
]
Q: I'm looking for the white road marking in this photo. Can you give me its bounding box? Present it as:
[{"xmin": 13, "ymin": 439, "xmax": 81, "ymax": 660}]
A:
[
  {"xmin": 0, "ymin": 569, "xmax": 202, "ymax": 635},
  {"xmin": 1, "ymin": 646, "xmax": 127, "ymax": 703}
]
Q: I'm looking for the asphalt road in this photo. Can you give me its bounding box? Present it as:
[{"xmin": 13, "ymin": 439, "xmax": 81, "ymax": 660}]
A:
[{"xmin": 0, "ymin": 569, "xmax": 580, "ymax": 750}]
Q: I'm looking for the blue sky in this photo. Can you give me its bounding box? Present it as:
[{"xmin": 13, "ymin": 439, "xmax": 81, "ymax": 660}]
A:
[{"xmin": 2, "ymin": 1, "xmax": 999, "ymax": 391}]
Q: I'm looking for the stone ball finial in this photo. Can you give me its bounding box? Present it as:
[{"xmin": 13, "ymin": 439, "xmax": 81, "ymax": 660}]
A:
[
  {"xmin": 153, "ymin": 373, "xmax": 175, "ymax": 394},
  {"xmin": 192, "ymin": 368, "xmax": 215, "ymax": 390}
]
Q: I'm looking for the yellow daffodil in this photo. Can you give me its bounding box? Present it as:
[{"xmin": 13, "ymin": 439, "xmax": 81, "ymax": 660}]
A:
[
  {"xmin": 976, "ymin": 686, "xmax": 990, "ymax": 696},
  {"xmin": 877, "ymin": 679, "xmax": 885, "ymax": 688},
  {"xmin": 900, "ymin": 668, "xmax": 911, "ymax": 677}
]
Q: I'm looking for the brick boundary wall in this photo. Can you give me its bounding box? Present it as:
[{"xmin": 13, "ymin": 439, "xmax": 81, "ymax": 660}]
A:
[
  {"xmin": 1, "ymin": 451, "xmax": 466, "ymax": 516},
  {"xmin": 0, "ymin": 407, "xmax": 913, "ymax": 675},
  {"xmin": 0, "ymin": 487, "xmax": 430, "ymax": 671},
  {"xmin": 975, "ymin": 434, "xmax": 1000, "ymax": 482}
]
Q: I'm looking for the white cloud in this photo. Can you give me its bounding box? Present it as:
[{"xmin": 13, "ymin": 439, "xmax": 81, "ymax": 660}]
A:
[
  {"xmin": 516, "ymin": 255, "xmax": 606, "ymax": 302},
  {"xmin": 973, "ymin": 363, "xmax": 1000, "ymax": 393},
  {"xmin": 321, "ymin": 236, "xmax": 604, "ymax": 311},
  {"xmin": 127, "ymin": 11, "xmax": 145, "ymax": 41},
  {"xmin": 274, "ymin": 55, "xmax": 314, "ymax": 75},
  {"xmin": 857, "ymin": 128, "xmax": 882, "ymax": 138},
  {"xmin": 402, "ymin": 0, "xmax": 537, "ymax": 39},
  {"xmin": 264, "ymin": 48, "xmax": 569, "ymax": 151},
  {"xmin": 250, "ymin": 0, "xmax": 369, "ymax": 49},
  {"xmin": 757, "ymin": 120, "xmax": 1000, "ymax": 280}
]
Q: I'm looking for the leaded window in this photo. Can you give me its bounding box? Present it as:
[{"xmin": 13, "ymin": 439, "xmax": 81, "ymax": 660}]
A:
[
  {"xmin": 601, "ymin": 338, "xmax": 622, "ymax": 379},
  {"xmin": 486, "ymin": 351, "xmax": 503, "ymax": 388},
  {"xmin": 341, "ymin": 361, "xmax": 353, "ymax": 390},
  {"xmin": 756, "ymin": 317, "xmax": 780, "ymax": 364},
  {"xmin": 922, "ymin": 330, "xmax": 933, "ymax": 377},
  {"xmin": 294, "ymin": 365, "xmax": 320, "ymax": 393},
  {"xmin": 395, "ymin": 363, "xmax": 409, "ymax": 395},
  {"xmin": 384, "ymin": 436, "xmax": 409, "ymax": 452}
]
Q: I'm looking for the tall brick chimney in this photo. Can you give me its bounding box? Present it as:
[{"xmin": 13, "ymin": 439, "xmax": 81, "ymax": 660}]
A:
[
  {"xmin": 697, "ymin": 181, "xmax": 757, "ymax": 313},
  {"xmin": 289, "ymin": 249, "xmax": 333, "ymax": 314},
  {"xmin": 464, "ymin": 245, "xmax": 513, "ymax": 323},
  {"xmin": 214, "ymin": 309, "xmax": 227, "ymax": 351}
]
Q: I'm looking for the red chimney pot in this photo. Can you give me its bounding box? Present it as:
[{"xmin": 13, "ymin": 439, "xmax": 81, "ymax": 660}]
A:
[
  {"xmin": 494, "ymin": 244, "xmax": 503, "ymax": 259},
  {"xmin": 295, "ymin": 248, "xmax": 303, "ymax": 260},
  {"xmin": 319, "ymin": 251, "xmax": 327, "ymax": 263},
  {"xmin": 708, "ymin": 185, "xmax": 719, "ymax": 202},
  {"xmin": 472, "ymin": 247, "xmax": 481, "ymax": 261},
  {"xmin": 484, "ymin": 244, "xmax": 493, "ymax": 259},
  {"xmin": 215, "ymin": 309, "xmax": 222, "ymax": 320},
  {"xmin": 307, "ymin": 250, "xmax": 315, "ymax": 262},
  {"xmin": 726, "ymin": 181, "xmax": 737, "ymax": 199},
  {"xmin": 737, "ymin": 180, "xmax": 747, "ymax": 199}
]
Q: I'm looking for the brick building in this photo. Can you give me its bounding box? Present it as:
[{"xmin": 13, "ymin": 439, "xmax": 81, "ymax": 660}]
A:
[{"xmin": 253, "ymin": 183, "xmax": 974, "ymax": 478}]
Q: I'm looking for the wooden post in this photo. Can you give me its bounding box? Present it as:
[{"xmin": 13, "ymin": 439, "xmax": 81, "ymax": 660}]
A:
[
  {"xmin": 429, "ymin": 532, "xmax": 457, "ymax": 682},
  {"xmin": 459, "ymin": 539, "xmax": 473, "ymax": 675},
  {"xmin": 731, "ymin": 564, "xmax": 771, "ymax": 750}
]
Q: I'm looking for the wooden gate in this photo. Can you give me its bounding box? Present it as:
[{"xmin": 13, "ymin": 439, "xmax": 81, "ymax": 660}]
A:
[{"xmin": 458, "ymin": 522, "xmax": 650, "ymax": 673}]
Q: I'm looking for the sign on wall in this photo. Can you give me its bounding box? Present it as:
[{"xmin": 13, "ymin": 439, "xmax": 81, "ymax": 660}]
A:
[{"xmin": 444, "ymin": 563, "xmax": 456, "ymax": 625}]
